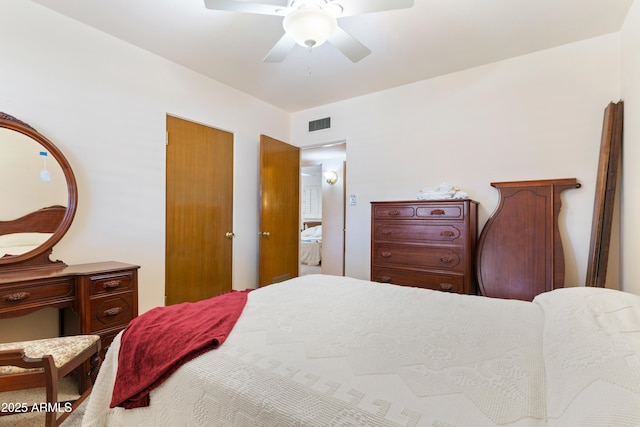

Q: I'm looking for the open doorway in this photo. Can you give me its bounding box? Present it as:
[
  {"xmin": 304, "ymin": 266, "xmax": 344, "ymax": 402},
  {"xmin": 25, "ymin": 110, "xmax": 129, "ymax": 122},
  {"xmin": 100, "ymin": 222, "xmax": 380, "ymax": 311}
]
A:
[{"xmin": 300, "ymin": 142, "xmax": 346, "ymax": 276}]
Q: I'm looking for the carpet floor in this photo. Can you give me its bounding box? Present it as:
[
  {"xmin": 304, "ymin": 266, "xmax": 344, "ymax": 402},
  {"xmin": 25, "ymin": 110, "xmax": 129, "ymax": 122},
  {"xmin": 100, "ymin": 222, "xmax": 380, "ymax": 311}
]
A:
[{"xmin": 0, "ymin": 375, "xmax": 87, "ymax": 427}]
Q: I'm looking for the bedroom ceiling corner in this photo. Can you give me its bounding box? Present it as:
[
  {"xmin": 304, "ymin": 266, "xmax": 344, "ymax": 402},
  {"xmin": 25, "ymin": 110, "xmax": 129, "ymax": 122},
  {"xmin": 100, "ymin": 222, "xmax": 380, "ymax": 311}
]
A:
[{"xmin": 29, "ymin": 0, "xmax": 635, "ymax": 112}]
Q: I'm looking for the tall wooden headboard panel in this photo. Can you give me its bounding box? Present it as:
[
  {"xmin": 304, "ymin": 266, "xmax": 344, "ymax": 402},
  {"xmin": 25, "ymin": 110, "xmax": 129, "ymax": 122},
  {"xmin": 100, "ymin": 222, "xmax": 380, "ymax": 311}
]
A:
[{"xmin": 476, "ymin": 179, "xmax": 580, "ymax": 301}]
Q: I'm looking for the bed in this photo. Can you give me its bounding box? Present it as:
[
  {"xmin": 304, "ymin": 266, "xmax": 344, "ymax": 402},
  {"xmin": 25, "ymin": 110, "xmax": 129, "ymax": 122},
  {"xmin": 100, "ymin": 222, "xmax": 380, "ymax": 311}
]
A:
[
  {"xmin": 300, "ymin": 222, "xmax": 322, "ymax": 266},
  {"xmin": 82, "ymin": 274, "xmax": 640, "ymax": 426}
]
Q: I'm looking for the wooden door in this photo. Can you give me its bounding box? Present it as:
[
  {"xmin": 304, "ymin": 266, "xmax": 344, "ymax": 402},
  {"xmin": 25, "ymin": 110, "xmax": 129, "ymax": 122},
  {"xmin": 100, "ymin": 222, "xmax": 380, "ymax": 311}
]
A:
[
  {"xmin": 259, "ymin": 134, "xmax": 300, "ymax": 286},
  {"xmin": 166, "ymin": 115, "xmax": 233, "ymax": 304}
]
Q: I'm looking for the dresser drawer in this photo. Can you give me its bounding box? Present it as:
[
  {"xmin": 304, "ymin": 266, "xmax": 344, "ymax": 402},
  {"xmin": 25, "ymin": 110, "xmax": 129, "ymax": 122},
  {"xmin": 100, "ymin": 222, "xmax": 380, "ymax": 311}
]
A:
[
  {"xmin": 373, "ymin": 222, "xmax": 464, "ymax": 243},
  {"xmin": 90, "ymin": 293, "xmax": 134, "ymax": 332},
  {"xmin": 0, "ymin": 278, "xmax": 74, "ymax": 311},
  {"xmin": 373, "ymin": 205, "xmax": 416, "ymax": 219},
  {"xmin": 372, "ymin": 244, "xmax": 464, "ymax": 272},
  {"xmin": 89, "ymin": 271, "xmax": 135, "ymax": 296},
  {"xmin": 373, "ymin": 203, "xmax": 465, "ymax": 220},
  {"xmin": 372, "ymin": 268, "xmax": 463, "ymax": 293},
  {"xmin": 415, "ymin": 203, "xmax": 464, "ymax": 220}
]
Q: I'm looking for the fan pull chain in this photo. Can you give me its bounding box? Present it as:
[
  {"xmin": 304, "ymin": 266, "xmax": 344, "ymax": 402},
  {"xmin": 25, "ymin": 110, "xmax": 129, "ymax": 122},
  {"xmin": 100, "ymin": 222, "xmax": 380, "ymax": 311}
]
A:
[{"xmin": 307, "ymin": 46, "xmax": 313, "ymax": 75}]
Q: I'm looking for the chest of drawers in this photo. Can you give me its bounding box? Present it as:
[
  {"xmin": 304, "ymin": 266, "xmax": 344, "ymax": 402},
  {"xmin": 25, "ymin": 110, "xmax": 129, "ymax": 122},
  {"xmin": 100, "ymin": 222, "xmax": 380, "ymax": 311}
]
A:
[
  {"xmin": 74, "ymin": 264, "xmax": 139, "ymax": 359},
  {"xmin": 371, "ymin": 200, "xmax": 478, "ymax": 294}
]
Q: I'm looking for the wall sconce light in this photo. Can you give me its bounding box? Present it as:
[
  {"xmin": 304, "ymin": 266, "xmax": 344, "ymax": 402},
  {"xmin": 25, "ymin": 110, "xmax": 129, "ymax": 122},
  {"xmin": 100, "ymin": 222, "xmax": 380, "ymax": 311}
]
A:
[{"xmin": 324, "ymin": 170, "xmax": 338, "ymax": 185}]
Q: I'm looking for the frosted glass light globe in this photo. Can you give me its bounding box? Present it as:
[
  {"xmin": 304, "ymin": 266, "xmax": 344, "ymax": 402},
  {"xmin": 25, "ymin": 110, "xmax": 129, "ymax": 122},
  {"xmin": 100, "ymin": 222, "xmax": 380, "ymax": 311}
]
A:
[{"xmin": 283, "ymin": 7, "xmax": 337, "ymax": 48}]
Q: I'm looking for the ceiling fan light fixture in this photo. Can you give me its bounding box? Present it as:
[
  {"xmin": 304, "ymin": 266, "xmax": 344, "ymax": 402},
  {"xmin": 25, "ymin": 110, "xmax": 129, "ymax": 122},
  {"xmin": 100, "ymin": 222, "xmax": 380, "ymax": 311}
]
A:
[{"xmin": 283, "ymin": 7, "xmax": 337, "ymax": 48}]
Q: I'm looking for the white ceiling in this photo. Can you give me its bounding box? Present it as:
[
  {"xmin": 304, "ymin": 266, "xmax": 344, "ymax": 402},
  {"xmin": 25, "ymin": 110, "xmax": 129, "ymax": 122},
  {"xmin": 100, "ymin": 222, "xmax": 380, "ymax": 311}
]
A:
[
  {"xmin": 30, "ymin": 0, "xmax": 634, "ymax": 113},
  {"xmin": 302, "ymin": 142, "xmax": 346, "ymax": 164}
]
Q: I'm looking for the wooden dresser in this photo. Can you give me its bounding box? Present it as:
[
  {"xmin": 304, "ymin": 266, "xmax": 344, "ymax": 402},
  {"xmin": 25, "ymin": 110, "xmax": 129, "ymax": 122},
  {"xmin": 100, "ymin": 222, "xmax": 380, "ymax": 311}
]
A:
[
  {"xmin": 0, "ymin": 113, "xmax": 138, "ymax": 391},
  {"xmin": 371, "ymin": 200, "xmax": 478, "ymax": 294},
  {"xmin": 0, "ymin": 261, "xmax": 139, "ymax": 362}
]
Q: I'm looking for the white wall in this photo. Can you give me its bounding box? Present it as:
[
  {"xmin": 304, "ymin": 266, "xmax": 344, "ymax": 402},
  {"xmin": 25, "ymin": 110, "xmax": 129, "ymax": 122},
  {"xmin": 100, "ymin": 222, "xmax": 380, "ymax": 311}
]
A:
[
  {"xmin": 320, "ymin": 156, "xmax": 345, "ymax": 276},
  {"xmin": 1, "ymin": 128, "xmax": 67, "ymax": 219},
  {"xmin": 0, "ymin": 1, "xmax": 289, "ymax": 341},
  {"xmin": 621, "ymin": 0, "xmax": 640, "ymax": 295},
  {"xmin": 291, "ymin": 34, "xmax": 622, "ymax": 288}
]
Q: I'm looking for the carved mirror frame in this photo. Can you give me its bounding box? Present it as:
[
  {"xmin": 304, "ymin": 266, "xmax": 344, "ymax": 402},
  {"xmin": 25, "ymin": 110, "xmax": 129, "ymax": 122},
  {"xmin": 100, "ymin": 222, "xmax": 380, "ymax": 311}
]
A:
[{"xmin": 0, "ymin": 113, "xmax": 77, "ymax": 271}]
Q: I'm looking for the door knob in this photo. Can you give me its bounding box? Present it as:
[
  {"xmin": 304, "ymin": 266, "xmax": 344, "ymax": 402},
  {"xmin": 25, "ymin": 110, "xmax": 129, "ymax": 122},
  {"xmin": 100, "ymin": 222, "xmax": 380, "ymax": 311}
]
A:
[
  {"xmin": 260, "ymin": 231, "xmax": 270, "ymax": 237},
  {"xmin": 225, "ymin": 232, "xmax": 235, "ymax": 239}
]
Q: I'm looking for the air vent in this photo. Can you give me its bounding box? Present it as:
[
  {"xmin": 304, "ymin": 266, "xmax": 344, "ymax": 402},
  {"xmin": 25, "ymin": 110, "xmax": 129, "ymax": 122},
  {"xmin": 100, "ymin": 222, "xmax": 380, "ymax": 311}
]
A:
[{"xmin": 308, "ymin": 117, "xmax": 331, "ymax": 132}]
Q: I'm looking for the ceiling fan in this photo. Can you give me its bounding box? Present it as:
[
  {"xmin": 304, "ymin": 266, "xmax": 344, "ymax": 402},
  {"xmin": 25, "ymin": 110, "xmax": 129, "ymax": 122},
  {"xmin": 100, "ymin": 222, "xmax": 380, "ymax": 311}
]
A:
[{"xmin": 203, "ymin": 0, "xmax": 414, "ymax": 63}]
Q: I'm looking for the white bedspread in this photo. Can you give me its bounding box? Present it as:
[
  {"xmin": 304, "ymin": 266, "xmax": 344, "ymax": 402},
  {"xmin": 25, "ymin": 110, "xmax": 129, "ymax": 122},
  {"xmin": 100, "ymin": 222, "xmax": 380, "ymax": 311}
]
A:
[
  {"xmin": 300, "ymin": 241, "xmax": 322, "ymax": 265},
  {"xmin": 82, "ymin": 275, "xmax": 640, "ymax": 427},
  {"xmin": 0, "ymin": 232, "xmax": 51, "ymax": 257}
]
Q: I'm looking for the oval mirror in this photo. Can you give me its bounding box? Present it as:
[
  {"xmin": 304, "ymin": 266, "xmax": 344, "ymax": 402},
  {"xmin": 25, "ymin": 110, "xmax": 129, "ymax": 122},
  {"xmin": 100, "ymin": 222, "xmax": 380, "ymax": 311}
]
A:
[{"xmin": 0, "ymin": 113, "xmax": 77, "ymax": 270}]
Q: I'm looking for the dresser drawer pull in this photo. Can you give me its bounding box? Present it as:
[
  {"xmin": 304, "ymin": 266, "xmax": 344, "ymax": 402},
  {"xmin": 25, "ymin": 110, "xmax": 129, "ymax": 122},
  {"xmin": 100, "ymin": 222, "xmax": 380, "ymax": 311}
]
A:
[
  {"xmin": 379, "ymin": 276, "xmax": 392, "ymax": 283},
  {"xmin": 103, "ymin": 307, "xmax": 123, "ymax": 317},
  {"xmin": 3, "ymin": 292, "xmax": 30, "ymax": 302},
  {"xmin": 440, "ymin": 256, "xmax": 454, "ymax": 263},
  {"xmin": 381, "ymin": 251, "xmax": 392, "ymax": 258},
  {"xmin": 388, "ymin": 210, "xmax": 401, "ymax": 216},
  {"xmin": 440, "ymin": 231, "xmax": 455, "ymax": 237},
  {"xmin": 430, "ymin": 209, "xmax": 446, "ymax": 215},
  {"xmin": 439, "ymin": 283, "xmax": 453, "ymax": 291},
  {"xmin": 381, "ymin": 229, "xmax": 393, "ymax": 235},
  {"xmin": 103, "ymin": 280, "xmax": 122, "ymax": 289}
]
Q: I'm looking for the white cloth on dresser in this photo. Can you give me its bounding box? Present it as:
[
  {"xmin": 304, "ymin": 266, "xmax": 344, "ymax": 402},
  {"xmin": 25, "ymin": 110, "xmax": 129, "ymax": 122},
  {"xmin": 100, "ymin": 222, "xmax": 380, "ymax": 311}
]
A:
[{"xmin": 417, "ymin": 182, "xmax": 469, "ymax": 200}]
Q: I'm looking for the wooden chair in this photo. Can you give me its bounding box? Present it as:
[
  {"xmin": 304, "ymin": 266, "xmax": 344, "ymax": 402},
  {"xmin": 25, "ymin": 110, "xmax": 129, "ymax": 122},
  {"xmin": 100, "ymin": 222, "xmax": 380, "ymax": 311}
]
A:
[{"xmin": 0, "ymin": 335, "xmax": 101, "ymax": 426}]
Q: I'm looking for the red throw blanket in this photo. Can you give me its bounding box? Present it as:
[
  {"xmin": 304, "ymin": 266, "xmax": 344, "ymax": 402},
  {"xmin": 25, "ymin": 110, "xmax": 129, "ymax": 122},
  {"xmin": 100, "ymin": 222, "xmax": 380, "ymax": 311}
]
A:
[{"xmin": 110, "ymin": 289, "xmax": 251, "ymax": 409}]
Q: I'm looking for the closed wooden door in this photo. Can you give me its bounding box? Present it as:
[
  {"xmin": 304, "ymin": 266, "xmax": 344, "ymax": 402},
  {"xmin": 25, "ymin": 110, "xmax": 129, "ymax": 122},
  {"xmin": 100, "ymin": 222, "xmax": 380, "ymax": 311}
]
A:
[
  {"xmin": 166, "ymin": 115, "xmax": 233, "ymax": 304},
  {"xmin": 259, "ymin": 134, "xmax": 299, "ymax": 286}
]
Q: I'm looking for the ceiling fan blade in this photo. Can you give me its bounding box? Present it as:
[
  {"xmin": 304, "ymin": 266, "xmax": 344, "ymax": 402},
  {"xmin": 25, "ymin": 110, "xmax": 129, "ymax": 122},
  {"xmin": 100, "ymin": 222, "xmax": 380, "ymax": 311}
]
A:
[
  {"xmin": 263, "ymin": 33, "xmax": 297, "ymax": 62},
  {"xmin": 335, "ymin": 0, "xmax": 414, "ymax": 17},
  {"xmin": 203, "ymin": 0, "xmax": 288, "ymax": 16},
  {"xmin": 327, "ymin": 26, "xmax": 371, "ymax": 63}
]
